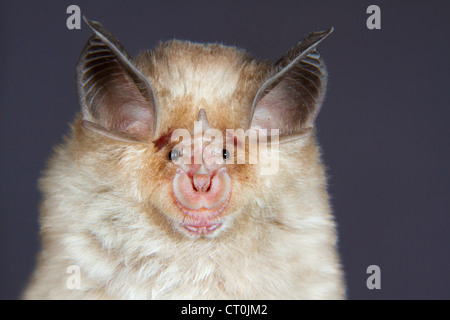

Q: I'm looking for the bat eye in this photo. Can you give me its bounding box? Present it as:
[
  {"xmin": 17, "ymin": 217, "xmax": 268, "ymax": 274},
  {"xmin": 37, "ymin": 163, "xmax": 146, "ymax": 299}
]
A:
[
  {"xmin": 168, "ymin": 148, "xmax": 181, "ymax": 161},
  {"xmin": 222, "ymin": 149, "xmax": 230, "ymax": 160}
]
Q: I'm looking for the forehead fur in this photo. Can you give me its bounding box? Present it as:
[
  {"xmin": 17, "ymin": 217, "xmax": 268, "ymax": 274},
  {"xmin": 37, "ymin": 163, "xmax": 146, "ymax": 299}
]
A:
[{"xmin": 133, "ymin": 40, "xmax": 271, "ymax": 134}]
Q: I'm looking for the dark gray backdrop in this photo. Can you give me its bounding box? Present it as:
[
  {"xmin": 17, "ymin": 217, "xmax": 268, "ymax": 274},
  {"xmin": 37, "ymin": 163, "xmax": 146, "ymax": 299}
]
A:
[{"xmin": 1, "ymin": 0, "xmax": 449, "ymax": 300}]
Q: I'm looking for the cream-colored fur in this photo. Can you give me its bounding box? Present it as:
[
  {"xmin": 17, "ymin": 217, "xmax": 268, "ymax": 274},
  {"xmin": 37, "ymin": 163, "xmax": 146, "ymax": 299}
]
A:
[{"xmin": 23, "ymin": 40, "xmax": 345, "ymax": 299}]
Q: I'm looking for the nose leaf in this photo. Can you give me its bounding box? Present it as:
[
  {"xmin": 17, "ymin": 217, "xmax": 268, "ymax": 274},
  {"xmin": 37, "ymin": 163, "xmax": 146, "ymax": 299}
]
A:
[
  {"xmin": 193, "ymin": 173, "xmax": 211, "ymax": 192},
  {"xmin": 173, "ymin": 168, "xmax": 231, "ymax": 212}
]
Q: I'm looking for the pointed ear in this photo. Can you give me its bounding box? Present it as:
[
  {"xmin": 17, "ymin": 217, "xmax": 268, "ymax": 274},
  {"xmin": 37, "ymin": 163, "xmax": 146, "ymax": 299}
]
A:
[
  {"xmin": 249, "ymin": 28, "xmax": 333, "ymax": 143},
  {"xmin": 76, "ymin": 17, "xmax": 157, "ymax": 143}
]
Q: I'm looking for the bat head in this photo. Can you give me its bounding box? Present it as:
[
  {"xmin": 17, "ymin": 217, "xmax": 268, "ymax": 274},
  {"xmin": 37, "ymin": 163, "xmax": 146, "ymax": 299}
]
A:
[{"xmin": 75, "ymin": 17, "xmax": 331, "ymax": 239}]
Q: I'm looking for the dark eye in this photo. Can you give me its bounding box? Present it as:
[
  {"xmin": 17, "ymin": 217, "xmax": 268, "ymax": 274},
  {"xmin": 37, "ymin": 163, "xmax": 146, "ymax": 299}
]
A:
[
  {"xmin": 168, "ymin": 148, "xmax": 180, "ymax": 161},
  {"xmin": 222, "ymin": 149, "xmax": 230, "ymax": 160}
]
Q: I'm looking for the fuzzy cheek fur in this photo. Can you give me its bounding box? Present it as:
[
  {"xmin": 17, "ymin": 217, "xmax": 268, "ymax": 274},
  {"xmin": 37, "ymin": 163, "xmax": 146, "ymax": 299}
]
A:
[{"xmin": 23, "ymin": 18, "xmax": 345, "ymax": 299}]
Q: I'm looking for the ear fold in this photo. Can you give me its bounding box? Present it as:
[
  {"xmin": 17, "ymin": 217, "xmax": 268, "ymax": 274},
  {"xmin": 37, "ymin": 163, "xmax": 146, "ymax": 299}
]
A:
[
  {"xmin": 76, "ymin": 17, "xmax": 157, "ymax": 142},
  {"xmin": 249, "ymin": 28, "xmax": 333, "ymax": 143}
]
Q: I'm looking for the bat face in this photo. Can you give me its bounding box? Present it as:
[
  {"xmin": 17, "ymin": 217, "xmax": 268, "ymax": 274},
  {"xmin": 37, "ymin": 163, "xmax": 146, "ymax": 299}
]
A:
[
  {"xmin": 74, "ymin": 18, "xmax": 332, "ymax": 240},
  {"xmin": 130, "ymin": 42, "xmax": 267, "ymax": 238}
]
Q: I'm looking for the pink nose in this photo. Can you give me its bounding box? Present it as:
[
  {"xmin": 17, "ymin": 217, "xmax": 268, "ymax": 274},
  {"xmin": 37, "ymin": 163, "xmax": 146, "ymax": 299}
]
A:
[
  {"xmin": 173, "ymin": 167, "xmax": 231, "ymax": 212},
  {"xmin": 192, "ymin": 173, "xmax": 211, "ymax": 192}
]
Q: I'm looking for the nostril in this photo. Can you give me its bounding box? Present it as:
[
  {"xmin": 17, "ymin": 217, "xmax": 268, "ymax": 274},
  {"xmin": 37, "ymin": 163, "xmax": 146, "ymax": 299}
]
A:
[{"xmin": 192, "ymin": 173, "xmax": 211, "ymax": 193}]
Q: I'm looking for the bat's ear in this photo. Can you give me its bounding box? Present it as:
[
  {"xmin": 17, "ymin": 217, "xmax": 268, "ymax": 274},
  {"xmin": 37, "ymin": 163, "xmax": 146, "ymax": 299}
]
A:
[
  {"xmin": 76, "ymin": 17, "xmax": 157, "ymax": 143},
  {"xmin": 249, "ymin": 28, "xmax": 333, "ymax": 143}
]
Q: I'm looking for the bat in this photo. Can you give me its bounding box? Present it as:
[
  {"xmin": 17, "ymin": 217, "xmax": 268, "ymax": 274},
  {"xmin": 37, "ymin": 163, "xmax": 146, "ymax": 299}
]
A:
[{"xmin": 23, "ymin": 17, "xmax": 345, "ymax": 299}]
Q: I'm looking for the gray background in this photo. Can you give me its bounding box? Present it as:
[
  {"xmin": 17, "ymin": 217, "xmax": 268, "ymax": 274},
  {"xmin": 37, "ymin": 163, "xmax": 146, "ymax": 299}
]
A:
[{"xmin": 1, "ymin": 0, "xmax": 449, "ymax": 299}]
